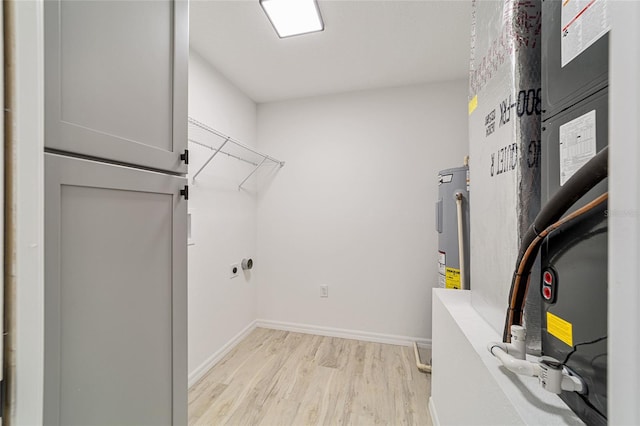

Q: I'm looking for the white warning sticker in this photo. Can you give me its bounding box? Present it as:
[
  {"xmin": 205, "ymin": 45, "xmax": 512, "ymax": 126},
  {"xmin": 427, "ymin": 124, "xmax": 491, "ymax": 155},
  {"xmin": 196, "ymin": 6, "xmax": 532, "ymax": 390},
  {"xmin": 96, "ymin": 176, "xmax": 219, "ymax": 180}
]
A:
[
  {"xmin": 438, "ymin": 174, "xmax": 453, "ymax": 185},
  {"xmin": 561, "ymin": 0, "xmax": 610, "ymax": 67},
  {"xmin": 559, "ymin": 110, "xmax": 597, "ymax": 186}
]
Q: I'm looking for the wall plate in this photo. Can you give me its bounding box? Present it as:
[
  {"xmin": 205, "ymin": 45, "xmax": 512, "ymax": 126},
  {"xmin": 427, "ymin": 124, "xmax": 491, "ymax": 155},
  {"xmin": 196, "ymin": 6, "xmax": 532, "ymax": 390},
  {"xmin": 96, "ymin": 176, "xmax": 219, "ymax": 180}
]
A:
[{"xmin": 230, "ymin": 263, "xmax": 240, "ymax": 279}]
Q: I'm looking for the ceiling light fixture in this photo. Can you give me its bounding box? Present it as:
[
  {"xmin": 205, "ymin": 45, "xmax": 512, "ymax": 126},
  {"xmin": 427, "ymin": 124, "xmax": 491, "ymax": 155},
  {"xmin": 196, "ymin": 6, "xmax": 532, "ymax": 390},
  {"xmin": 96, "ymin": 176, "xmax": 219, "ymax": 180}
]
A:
[{"xmin": 259, "ymin": 0, "xmax": 324, "ymax": 38}]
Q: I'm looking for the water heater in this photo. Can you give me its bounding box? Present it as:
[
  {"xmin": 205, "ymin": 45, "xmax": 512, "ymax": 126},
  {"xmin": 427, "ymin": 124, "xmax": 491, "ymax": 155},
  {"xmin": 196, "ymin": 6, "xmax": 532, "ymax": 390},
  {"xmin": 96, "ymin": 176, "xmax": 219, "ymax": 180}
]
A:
[{"xmin": 436, "ymin": 165, "xmax": 470, "ymax": 290}]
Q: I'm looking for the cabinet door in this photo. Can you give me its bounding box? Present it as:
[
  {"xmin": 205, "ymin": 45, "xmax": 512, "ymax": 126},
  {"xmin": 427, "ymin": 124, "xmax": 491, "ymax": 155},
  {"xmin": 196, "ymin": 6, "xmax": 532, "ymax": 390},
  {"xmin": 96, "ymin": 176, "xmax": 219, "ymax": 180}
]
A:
[
  {"xmin": 44, "ymin": 153, "xmax": 187, "ymax": 425},
  {"xmin": 44, "ymin": 0, "xmax": 188, "ymax": 174}
]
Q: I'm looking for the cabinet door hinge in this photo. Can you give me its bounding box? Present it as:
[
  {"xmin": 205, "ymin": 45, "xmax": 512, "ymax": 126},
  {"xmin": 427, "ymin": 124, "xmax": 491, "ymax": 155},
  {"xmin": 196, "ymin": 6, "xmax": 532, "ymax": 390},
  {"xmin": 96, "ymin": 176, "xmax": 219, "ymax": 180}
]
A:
[
  {"xmin": 180, "ymin": 149, "xmax": 189, "ymax": 165},
  {"xmin": 180, "ymin": 185, "xmax": 189, "ymax": 200}
]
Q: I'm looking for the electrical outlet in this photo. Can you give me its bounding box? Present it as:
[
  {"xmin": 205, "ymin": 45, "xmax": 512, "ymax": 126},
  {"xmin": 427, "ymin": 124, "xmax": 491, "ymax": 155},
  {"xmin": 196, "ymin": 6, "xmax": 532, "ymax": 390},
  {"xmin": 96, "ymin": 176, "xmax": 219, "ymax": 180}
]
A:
[
  {"xmin": 230, "ymin": 263, "xmax": 240, "ymax": 279},
  {"xmin": 320, "ymin": 285, "xmax": 328, "ymax": 298}
]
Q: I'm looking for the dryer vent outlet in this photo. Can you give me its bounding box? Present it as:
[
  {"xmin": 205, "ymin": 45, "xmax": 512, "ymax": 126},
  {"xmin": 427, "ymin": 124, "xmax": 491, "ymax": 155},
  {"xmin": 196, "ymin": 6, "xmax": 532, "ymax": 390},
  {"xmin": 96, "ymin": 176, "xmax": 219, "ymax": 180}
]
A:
[{"xmin": 241, "ymin": 258, "xmax": 253, "ymax": 270}]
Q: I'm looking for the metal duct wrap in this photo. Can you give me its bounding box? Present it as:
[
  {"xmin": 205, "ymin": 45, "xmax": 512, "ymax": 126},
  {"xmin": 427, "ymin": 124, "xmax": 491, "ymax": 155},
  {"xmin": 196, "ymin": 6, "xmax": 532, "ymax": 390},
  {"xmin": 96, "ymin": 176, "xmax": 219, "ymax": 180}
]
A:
[{"xmin": 468, "ymin": 0, "xmax": 541, "ymax": 353}]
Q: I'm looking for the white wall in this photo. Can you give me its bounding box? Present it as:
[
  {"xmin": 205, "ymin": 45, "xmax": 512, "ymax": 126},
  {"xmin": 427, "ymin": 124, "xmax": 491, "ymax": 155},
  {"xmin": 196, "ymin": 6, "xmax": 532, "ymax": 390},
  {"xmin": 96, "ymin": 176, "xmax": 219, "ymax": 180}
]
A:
[
  {"xmin": 255, "ymin": 81, "xmax": 468, "ymax": 341},
  {"xmin": 187, "ymin": 51, "xmax": 258, "ymax": 380},
  {"xmin": 430, "ymin": 292, "xmax": 524, "ymax": 426},
  {"xmin": 11, "ymin": 1, "xmax": 46, "ymax": 423}
]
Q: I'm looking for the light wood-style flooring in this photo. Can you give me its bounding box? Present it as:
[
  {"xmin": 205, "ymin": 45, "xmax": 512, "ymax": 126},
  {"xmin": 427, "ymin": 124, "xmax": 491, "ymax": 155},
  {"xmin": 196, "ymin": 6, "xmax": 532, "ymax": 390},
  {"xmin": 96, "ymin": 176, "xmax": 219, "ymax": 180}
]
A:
[{"xmin": 188, "ymin": 328, "xmax": 432, "ymax": 425}]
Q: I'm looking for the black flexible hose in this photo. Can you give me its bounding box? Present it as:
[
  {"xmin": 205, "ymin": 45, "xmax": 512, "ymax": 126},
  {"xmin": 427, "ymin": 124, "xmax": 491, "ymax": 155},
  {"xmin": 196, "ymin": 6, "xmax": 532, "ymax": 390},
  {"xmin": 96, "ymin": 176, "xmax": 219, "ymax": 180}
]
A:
[{"xmin": 503, "ymin": 146, "xmax": 609, "ymax": 342}]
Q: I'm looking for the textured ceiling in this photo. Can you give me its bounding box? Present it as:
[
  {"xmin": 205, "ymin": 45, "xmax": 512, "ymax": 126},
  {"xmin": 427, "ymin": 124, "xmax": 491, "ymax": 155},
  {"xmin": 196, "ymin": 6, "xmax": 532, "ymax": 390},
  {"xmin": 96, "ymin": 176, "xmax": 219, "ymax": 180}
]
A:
[{"xmin": 190, "ymin": 0, "xmax": 472, "ymax": 103}]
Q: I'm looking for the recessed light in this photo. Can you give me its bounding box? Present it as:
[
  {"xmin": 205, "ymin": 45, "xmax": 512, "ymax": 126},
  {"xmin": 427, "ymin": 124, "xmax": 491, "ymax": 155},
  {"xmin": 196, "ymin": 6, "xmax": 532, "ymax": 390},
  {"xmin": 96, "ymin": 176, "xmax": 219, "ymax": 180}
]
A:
[{"xmin": 260, "ymin": 0, "xmax": 324, "ymax": 38}]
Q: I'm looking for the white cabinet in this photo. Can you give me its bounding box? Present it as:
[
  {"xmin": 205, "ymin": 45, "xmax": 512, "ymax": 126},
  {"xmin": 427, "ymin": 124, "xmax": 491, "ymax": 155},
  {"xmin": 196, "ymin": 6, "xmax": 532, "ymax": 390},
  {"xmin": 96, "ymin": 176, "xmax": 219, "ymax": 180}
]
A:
[
  {"xmin": 43, "ymin": 1, "xmax": 189, "ymax": 424},
  {"xmin": 44, "ymin": 0, "xmax": 188, "ymax": 174},
  {"xmin": 44, "ymin": 153, "xmax": 187, "ymax": 425}
]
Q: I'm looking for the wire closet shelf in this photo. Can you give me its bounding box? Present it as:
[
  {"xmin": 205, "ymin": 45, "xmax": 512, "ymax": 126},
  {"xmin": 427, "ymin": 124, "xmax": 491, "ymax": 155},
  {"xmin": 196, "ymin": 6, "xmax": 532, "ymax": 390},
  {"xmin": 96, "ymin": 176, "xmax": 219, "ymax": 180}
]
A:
[{"xmin": 187, "ymin": 117, "xmax": 285, "ymax": 189}]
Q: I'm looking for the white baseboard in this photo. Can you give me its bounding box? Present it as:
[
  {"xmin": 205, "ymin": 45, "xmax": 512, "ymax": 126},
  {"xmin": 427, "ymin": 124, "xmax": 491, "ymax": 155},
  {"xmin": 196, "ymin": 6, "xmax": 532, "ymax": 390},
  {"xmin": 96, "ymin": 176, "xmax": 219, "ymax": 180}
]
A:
[
  {"xmin": 428, "ymin": 397, "xmax": 440, "ymax": 426},
  {"xmin": 188, "ymin": 319, "xmax": 431, "ymax": 389},
  {"xmin": 188, "ymin": 320, "xmax": 257, "ymax": 388},
  {"xmin": 255, "ymin": 319, "xmax": 431, "ymax": 348}
]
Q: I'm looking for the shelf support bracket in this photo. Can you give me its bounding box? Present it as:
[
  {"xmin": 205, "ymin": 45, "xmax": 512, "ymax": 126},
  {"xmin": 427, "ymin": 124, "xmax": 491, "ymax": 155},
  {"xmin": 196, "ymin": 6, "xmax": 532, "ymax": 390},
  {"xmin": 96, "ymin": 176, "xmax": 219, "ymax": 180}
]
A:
[
  {"xmin": 239, "ymin": 157, "xmax": 267, "ymax": 190},
  {"xmin": 192, "ymin": 137, "xmax": 230, "ymax": 181}
]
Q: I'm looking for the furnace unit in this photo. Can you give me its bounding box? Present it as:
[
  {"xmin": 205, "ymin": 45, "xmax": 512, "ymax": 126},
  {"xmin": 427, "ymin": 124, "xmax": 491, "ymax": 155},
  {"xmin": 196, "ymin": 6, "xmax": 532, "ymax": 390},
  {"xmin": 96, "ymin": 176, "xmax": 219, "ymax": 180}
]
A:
[{"xmin": 540, "ymin": 0, "xmax": 609, "ymax": 423}]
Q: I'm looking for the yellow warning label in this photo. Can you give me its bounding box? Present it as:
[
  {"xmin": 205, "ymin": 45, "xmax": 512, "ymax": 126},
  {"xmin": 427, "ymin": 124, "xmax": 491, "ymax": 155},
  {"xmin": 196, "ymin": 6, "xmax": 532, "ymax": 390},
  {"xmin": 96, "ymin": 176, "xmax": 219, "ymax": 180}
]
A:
[
  {"xmin": 547, "ymin": 312, "xmax": 573, "ymax": 347},
  {"xmin": 468, "ymin": 95, "xmax": 478, "ymax": 115},
  {"xmin": 445, "ymin": 267, "xmax": 461, "ymax": 289}
]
